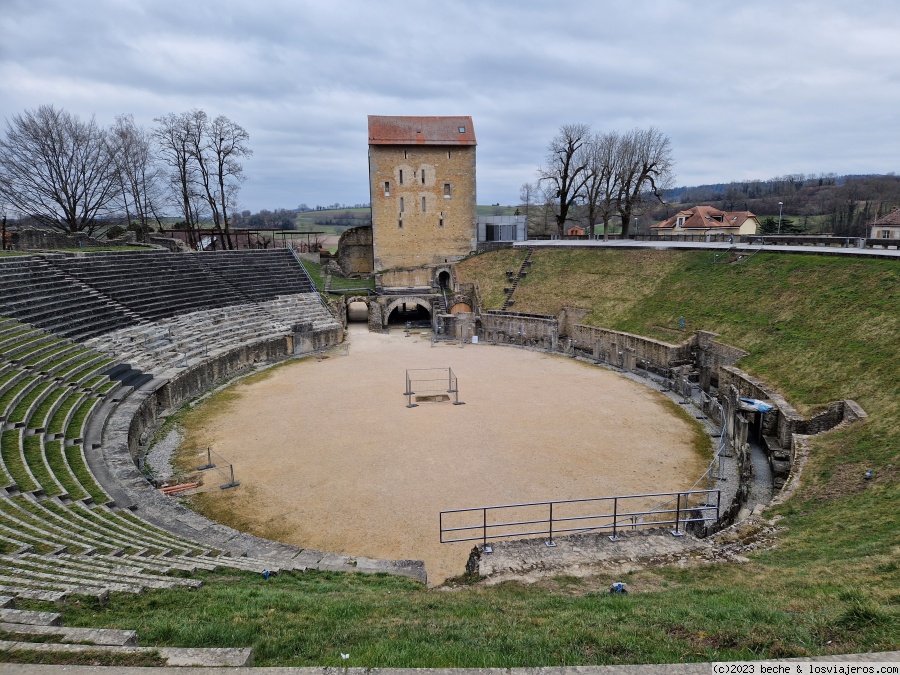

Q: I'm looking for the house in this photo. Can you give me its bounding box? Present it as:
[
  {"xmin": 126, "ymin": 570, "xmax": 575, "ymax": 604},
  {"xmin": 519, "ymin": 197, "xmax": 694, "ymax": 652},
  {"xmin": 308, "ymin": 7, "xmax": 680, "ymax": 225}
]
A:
[
  {"xmin": 565, "ymin": 225, "xmax": 585, "ymax": 236},
  {"xmin": 652, "ymin": 206, "xmax": 759, "ymax": 237},
  {"xmin": 870, "ymin": 208, "xmax": 900, "ymax": 240},
  {"xmin": 368, "ymin": 115, "xmax": 477, "ymax": 271}
]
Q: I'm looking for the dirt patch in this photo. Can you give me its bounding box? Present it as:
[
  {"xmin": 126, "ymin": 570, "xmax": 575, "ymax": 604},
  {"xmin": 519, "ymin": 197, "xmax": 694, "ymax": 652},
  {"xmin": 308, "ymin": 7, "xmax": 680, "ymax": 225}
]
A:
[{"xmin": 179, "ymin": 325, "xmax": 706, "ymax": 585}]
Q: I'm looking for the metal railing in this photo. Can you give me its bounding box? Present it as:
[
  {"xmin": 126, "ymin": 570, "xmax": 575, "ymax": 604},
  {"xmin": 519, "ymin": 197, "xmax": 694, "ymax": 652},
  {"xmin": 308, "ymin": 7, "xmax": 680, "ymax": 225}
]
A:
[{"xmin": 440, "ymin": 489, "xmax": 720, "ymax": 549}]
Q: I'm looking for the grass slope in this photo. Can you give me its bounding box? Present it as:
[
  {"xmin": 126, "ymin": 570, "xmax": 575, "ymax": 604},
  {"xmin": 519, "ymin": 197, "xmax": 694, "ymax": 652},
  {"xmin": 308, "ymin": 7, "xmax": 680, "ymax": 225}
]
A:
[{"xmin": 42, "ymin": 248, "xmax": 898, "ymax": 666}]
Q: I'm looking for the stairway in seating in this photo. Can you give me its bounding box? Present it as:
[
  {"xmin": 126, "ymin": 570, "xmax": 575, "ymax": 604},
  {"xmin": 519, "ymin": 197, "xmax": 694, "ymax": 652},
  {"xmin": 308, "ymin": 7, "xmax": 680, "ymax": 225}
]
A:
[{"xmin": 501, "ymin": 249, "xmax": 533, "ymax": 310}]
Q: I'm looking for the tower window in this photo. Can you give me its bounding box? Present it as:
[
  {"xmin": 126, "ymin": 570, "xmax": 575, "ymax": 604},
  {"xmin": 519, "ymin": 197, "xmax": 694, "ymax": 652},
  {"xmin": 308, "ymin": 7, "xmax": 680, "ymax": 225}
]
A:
[
  {"xmin": 383, "ymin": 181, "xmax": 390, "ymax": 196},
  {"xmin": 398, "ymin": 219, "xmax": 403, "ymax": 229},
  {"xmin": 421, "ymin": 196, "xmax": 426, "ymax": 212},
  {"xmin": 403, "ymin": 150, "xmax": 408, "ymax": 159},
  {"xmin": 421, "ymin": 169, "xmax": 425, "ymax": 185},
  {"xmin": 399, "ymin": 197, "xmax": 404, "ymax": 212},
  {"xmin": 439, "ymin": 211, "xmax": 444, "ymax": 228},
  {"xmin": 399, "ymin": 169, "xmax": 404, "ymax": 185},
  {"xmin": 443, "ymin": 183, "xmax": 452, "ymax": 198}
]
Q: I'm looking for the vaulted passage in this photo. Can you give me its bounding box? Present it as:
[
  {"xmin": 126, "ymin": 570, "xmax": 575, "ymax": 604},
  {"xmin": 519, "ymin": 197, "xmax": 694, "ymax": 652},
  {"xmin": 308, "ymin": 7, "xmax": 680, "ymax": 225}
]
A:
[{"xmin": 387, "ymin": 301, "xmax": 431, "ymax": 326}]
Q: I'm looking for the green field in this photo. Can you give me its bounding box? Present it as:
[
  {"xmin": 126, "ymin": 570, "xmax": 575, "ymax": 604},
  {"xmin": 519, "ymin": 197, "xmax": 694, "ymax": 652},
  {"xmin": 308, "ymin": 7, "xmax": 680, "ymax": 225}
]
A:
[{"xmin": 29, "ymin": 249, "xmax": 898, "ymax": 667}]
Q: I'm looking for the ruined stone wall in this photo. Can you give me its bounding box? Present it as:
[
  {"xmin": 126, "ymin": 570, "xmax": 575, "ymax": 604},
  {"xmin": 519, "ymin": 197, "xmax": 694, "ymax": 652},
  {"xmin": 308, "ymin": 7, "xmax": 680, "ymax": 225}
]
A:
[
  {"xmin": 15, "ymin": 227, "xmax": 137, "ymax": 251},
  {"xmin": 148, "ymin": 235, "xmax": 190, "ymax": 252},
  {"xmin": 481, "ymin": 311, "xmax": 558, "ymax": 349},
  {"xmin": 369, "ymin": 144, "xmax": 476, "ymax": 270},
  {"xmin": 570, "ymin": 324, "xmax": 691, "ymax": 368},
  {"xmin": 558, "ymin": 307, "xmax": 589, "ymax": 337},
  {"xmin": 337, "ymin": 226, "xmax": 374, "ymax": 275},
  {"xmin": 718, "ymin": 365, "xmax": 803, "ymax": 450},
  {"xmin": 693, "ymin": 331, "xmax": 749, "ymax": 390}
]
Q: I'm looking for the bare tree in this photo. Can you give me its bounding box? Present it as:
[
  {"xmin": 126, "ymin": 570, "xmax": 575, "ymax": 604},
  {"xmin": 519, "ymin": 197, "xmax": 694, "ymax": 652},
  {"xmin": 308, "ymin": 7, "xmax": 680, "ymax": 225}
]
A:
[
  {"xmin": 0, "ymin": 105, "xmax": 118, "ymax": 234},
  {"xmin": 185, "ymin": 112, "xmax": 251, "ymax": 250},
  {"xmin": 519, "ymin": 181, "xmax": 538, "ymax": 220},
  {"xmin": 109, "ymin": 114, "xmax": 164, "ymax": 240},
  {"xmin": 154, "ymin": 111, "xmax": 202, "ymax": 248},
  {"xmin": 614, "ymin": 127, "xmax": 675, "ymax": 238},
  {"xmin": 539, "ymin": 123, "xmax": 591, "ymax": 237},
  {"xmin": 581, "ymin": 131, "xmax": 621, "ymax": 240}
]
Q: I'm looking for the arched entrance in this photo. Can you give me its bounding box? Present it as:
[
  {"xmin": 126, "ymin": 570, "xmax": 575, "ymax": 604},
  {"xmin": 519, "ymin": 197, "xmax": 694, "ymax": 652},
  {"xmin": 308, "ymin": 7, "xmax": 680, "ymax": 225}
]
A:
[
  {"xmin": 449, "ymin": 302, "xmax": 472, "ymax": 314},
  {"xmin": 384, "ymin": 298, "xmax": 433, "ymax": 327},
  {"xmin": 437, "ymin": 270, "xmax": 451, "ymax": 290},
  {"xmin": 347, "ymin": 301, "xmax": 369, "ymax": 322}
]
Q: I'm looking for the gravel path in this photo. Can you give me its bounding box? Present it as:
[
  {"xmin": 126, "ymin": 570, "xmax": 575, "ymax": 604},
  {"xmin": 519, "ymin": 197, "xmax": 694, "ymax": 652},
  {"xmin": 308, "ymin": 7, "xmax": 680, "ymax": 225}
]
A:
[{"xmin": 145, "ymin": 427, "xmax": 183, "ymax": 481}]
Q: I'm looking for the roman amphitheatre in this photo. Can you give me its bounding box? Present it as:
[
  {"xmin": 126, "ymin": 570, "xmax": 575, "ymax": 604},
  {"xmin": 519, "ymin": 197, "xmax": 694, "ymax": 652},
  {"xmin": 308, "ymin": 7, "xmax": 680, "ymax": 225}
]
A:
[
  {"xmin": 177, "ymin": 323, "xmax": 706, "ymax": 585},
  {"xmin": 0, "ymin": 242, "xmax": 895, "ymax": 667}
]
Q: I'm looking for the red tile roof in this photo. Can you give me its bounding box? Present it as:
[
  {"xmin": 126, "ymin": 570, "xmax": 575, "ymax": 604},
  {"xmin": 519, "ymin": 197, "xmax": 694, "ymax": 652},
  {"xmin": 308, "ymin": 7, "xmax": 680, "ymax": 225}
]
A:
[
  {"xmin": 873, "ymin": 208, "xmax": 900, "ymax": 226},
  {"xmin": 653, "ymin": 205, "xmax": 756, "ymax": 230},
  {"xmin": 368, "ymin": 116, "xmax": 476, "ymax": 146}
]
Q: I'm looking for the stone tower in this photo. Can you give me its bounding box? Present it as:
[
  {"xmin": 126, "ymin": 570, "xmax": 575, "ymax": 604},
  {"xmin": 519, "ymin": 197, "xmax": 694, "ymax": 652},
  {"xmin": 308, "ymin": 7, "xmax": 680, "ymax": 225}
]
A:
[{"xmin": 368, "ymin": 116, "xmax": 476, "ymax": 271}]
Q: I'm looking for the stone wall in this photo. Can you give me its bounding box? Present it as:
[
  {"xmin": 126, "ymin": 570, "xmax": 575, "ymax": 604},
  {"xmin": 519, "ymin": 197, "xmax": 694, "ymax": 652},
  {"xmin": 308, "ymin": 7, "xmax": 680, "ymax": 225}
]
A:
[
  {"xmin": 481, "ymin": 311, "xmax": 558, "ymax": 349},
  {"xmin": 558, "ymin": 307, "xmax": 589, "ymax": 337},
  {"xmin": 369, "ymin": 145, "xmax": 477, "ymax": 270},
  {"xmin": 294, "ymin": 325, "xmax": 343, "ymax": 354},
  {"xmin": 569, "ymin": 324, "xmax": 691, "ymax": 368},
  {"xmin": 337, "ymin": 226, "xmax": 374, "ymax": 275},
  {"xmin": 378, "ymin": 267, "xmax": 434, "ymax": 288},
  {"xmin": 154, "ymin": 337, "xmax": 293, "ymax": 417},
  {"xmin": 476, "ymin": 241, "xmax": 513, "ymax": 254},
  {"xmin": 148, "ymin": 235, "xmax": 190, "ymax": 252},
  {"xmin": 693, "ymin": 331, "xmax": 749, "ymax": 390},
  {"xmin": 14, "ymin": 227, "xmax": 138, "ymax": 251}
]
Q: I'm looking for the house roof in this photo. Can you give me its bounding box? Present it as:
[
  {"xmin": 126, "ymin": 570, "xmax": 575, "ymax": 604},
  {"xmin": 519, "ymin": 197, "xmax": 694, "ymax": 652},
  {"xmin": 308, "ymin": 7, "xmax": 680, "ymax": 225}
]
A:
[
  {"xmin": 368, "ymin": 116, "xmax": 476, "ymax": 146},
  {"xmin": 872, "ymin": 208, "xmax": 900, "ymax": 226},
  {"xmin": 653, "ymin": 205, "xmax": 756, "ymax": 230}
]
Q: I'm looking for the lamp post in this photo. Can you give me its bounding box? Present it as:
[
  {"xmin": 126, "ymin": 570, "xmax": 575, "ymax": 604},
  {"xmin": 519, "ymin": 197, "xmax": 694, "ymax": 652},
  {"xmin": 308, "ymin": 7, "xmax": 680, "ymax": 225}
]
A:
[
  {"xmin": 633, "ymin": 216, "xmax": 639, "ymax": 238},
  {"xmin": 777, "ymin": 202, "xmax": 784, "ymax": 235}
]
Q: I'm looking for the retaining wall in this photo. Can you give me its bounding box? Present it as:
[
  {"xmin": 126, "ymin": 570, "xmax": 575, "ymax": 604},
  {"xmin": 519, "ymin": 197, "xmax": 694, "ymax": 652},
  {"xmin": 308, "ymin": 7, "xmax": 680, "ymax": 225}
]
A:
[
  {"xmin": 481, "ymin": 311, "xmax": 558, "ymax": 349},
  {"xmin": 569, "ymin": 324, "xmax": 691, "ymax": 367}
]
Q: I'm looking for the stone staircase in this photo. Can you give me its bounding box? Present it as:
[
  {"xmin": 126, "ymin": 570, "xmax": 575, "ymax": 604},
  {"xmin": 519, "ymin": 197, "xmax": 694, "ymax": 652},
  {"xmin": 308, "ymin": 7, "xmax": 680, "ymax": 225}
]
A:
[
  {"xmin": 501, "ymin": 248, "xmax": 533, "ymax": 310},
  {"xmin": 0, "ymin": 594, "xmax": 253, "ymax": 666}
]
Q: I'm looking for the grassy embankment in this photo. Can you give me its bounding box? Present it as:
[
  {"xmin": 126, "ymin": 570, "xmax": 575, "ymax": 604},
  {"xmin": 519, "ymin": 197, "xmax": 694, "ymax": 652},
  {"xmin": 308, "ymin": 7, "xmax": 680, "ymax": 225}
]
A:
[
  {"xmin": 298, "ymin": 259, "xmax": 375, "ymax": 294},
  {"xmin": 36, "ymin": 249, "xmax": 897, "ymax": 667}
]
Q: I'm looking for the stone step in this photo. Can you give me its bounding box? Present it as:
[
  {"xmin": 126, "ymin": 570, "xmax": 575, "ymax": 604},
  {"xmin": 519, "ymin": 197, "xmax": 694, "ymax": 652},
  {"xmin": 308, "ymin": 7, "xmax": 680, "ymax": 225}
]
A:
[
  {"xmin": 0, "ymin": 586, "xmax": 67, "ymax": 603},
  {"xmin": 0, "ymin": 607, "xmax": 61, "ymax": 626},
  {"xmin": 0, "ymin": 563, "xmax": 149, "ymax": 594},
  {"xmin": 0, "ymin": 621, "xmax": 137, "ymax": 646},
  {"xmin": 0, "ymin": 573, "xmax": 109, "ymax": 603},
  {"xmin": 7, "ymin": 554, "xmax": 202, "ymax": 590},
  {"xmin": 0, "ymin": 640, "xmax": 254, "ymax": 666}
]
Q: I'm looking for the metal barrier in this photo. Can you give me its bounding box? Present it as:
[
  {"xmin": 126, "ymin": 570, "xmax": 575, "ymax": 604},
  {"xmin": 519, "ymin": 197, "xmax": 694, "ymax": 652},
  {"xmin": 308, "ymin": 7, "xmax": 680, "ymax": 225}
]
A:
[
  {"xmin": 404, "ymin": 367, "xmax": 464, "ymax": 408},
  {"xmin": 440, "ymin": 489, "xmax": 720, "ymax": 550},
  {"xmin": 196, "ymin": 447, "xmax": 240, "ymax": 489}
]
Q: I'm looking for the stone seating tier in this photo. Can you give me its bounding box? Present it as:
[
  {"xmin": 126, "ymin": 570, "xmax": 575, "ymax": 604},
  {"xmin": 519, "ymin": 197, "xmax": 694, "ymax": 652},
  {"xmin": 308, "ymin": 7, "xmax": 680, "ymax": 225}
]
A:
[{"xmin": 0, "ymin": 249, "xmax": 355, "ymax": 604}]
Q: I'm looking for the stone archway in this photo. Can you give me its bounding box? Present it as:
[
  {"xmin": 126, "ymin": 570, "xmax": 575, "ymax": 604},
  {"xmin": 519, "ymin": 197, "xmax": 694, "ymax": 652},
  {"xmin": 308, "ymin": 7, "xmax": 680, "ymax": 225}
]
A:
[{"xmin": 383, "ymin": 297, "xmax": 433, "ymax": 327}]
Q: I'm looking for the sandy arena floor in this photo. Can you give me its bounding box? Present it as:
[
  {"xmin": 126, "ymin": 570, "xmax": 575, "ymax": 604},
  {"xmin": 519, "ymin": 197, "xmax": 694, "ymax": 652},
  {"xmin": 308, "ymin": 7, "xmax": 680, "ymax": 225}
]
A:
[{"xmin": 184, "ymin": 324, "xmax": 705, "ymax": 584}]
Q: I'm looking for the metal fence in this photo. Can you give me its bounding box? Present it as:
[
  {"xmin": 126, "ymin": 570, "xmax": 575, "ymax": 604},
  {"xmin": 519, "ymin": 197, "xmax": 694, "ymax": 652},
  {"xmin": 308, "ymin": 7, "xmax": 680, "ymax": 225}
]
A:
[
  {"xmin": 404, "ymin": 367, "xmax": 464, "ymax": 408},
  {"xmin": 440, "ymin": 489, "xmax": 720, "ymax": 549}
]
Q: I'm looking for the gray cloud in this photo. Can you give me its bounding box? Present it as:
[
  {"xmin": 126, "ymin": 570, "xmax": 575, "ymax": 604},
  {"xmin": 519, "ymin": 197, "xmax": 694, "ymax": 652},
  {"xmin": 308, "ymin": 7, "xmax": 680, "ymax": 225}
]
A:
[{"xmin": 2, "ymin": 0, "xmax": 899, "ymax": 211}]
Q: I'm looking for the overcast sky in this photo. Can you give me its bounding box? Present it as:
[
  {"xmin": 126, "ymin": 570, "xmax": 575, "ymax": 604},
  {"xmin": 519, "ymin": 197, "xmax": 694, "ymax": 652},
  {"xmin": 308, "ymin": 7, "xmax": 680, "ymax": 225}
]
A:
[{"xmin": 2, "ymin": 0, "xmax": 899, "ymax": 212}]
